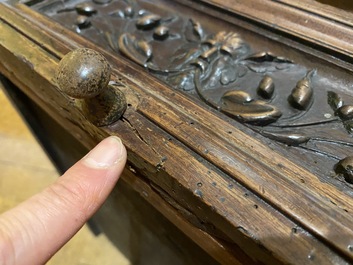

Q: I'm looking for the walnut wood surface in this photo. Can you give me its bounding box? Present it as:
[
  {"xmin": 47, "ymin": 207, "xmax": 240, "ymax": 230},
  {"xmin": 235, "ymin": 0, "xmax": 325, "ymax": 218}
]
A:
[
  {"xmin": 1, "ymin": 1, "xmax": 353, "ymax": 264},
  {"xmin": 199, "ymin": 0, "xmax": 353, "ymax": 61},
  {"xmin": 1, "ymin": 79, "xmax": 221, "ymax": 265},
  {"xmin": 276, "ymin": 0, "xmax": 353, "ymax": 28}
]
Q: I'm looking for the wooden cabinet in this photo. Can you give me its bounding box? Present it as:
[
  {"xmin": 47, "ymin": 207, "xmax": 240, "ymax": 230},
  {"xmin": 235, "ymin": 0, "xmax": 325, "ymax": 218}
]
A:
[{"xmin": 2, "ymin": 0, "xmax": 353, "ymax": 264}]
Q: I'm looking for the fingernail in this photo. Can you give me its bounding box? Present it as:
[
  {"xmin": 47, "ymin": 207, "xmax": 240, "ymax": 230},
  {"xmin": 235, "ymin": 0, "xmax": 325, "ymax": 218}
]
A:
[{"xmin": 83, "ymin": 136, "xmax": 124, "ymax": 168}]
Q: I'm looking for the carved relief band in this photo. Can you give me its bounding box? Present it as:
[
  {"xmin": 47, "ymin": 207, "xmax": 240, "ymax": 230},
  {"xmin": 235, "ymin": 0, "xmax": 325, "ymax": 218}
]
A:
[{"xmin": 30, "ymin": 0, "xmax": 353, "ymax": 187}]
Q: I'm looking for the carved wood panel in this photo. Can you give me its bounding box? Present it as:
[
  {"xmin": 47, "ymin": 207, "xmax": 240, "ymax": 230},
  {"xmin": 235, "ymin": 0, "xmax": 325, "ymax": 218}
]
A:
[{"xmin": 29, "ymin": 0, "xmax": 353, "ymax": 188}]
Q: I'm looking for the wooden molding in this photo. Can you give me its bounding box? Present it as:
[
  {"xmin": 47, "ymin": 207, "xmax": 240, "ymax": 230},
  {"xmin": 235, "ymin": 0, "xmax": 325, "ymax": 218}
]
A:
[{"xmin": 2, "ymin": 1, "xmax": 353, "ymax": 263}]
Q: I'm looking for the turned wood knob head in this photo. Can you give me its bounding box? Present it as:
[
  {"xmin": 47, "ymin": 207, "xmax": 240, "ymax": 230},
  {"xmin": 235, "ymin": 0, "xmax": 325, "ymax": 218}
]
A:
[
  {"xmin": 56, "ymin": 48, "xmax": 111, "ymax": 99},
  {"xmin": 56, "ymin": 48, "xmax": 127, "ymax": 126}
]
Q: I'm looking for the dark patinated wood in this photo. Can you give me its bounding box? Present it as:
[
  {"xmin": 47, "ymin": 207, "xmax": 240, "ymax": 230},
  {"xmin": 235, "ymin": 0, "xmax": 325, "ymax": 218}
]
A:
[
  {"xmin": 0, "ymin": 13, "xmax": 242, "ymax": 264},
  {"xmin": 2, "ymin": 0, "xmax": 353, "ymax": 264},
  {"xmin": 277, "ymin": 0, "xmax": 353, "ymax": 28},
  {"xmin": 30, "ymin": 0, "xmax": 353, "ymax": 182},
  {"xmin": 1, "ymin": 78, "xmax": 223, "ymax": 264},
  {"xmin": 196, "ymin": 0, "xmax": 353, "ymax": 61},
  {"xmin": 56, "ymin": 48, "xmax": 127, "ymax": 126}
]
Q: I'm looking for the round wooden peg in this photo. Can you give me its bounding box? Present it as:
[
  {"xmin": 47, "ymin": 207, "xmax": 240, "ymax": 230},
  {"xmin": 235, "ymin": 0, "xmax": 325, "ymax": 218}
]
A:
[{"xmin": 56, "ymin": 48, "xmax": 127, "ymax": 126}]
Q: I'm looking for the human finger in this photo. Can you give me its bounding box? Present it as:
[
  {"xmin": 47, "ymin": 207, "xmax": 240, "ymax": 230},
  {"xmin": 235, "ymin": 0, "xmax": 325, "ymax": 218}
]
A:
[{"xmin": 0, "ymin": 136, "xmax": 126, "ymax": 265}]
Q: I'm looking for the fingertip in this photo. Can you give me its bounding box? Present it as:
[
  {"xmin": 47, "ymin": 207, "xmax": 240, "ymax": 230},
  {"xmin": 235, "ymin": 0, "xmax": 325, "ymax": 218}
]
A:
[
  {"xmin": 0, "ymin": 136, "xmax": 128, "ymax": 265},
  {"xmin": 82, "ymin": 136, "xmax": 126, "ymax": 169}
]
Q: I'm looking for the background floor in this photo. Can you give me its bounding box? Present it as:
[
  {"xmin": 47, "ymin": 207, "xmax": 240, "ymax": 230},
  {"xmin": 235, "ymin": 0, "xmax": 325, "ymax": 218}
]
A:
[{"xmin": 0, "ymin": 85, "xmax": 130, "ymax": 265}]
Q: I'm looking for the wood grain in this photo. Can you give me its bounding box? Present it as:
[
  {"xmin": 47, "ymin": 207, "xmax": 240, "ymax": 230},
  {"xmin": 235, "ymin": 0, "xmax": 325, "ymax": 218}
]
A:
[
  {"xmin": 198, "ymin": 0, "xmax": 353, "ymax": 61},
  {"xmin": 1, "ymin": 2, "xmax": 353, "ymax": 264},
  {"xmin": 275, "ymin": 0, "xmax": 353, "ymax": 27}
]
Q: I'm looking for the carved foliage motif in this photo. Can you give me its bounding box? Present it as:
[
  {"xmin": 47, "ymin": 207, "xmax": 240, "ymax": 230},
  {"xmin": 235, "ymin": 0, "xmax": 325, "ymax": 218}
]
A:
[{"xmin": 32, "ymin": 0, "xmax": 353, "ymax": 182}]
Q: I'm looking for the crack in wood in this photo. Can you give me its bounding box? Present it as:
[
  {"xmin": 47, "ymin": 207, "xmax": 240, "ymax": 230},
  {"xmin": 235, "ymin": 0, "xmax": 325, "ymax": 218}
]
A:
[
  {"xmin": 122, "ymin": 116, "xmax": 163, "ymax": 161},
  {"xmin": 149, "ymin": 181, "xmax": 237, "ymax": 243}
]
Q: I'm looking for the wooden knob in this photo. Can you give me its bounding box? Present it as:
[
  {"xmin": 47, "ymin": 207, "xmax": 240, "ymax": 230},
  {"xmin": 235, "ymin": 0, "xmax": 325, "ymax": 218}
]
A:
[
  {"xmin": 56, "ymin": 48, "xmax": 111, "ymax": 99},
  {"xmin": 56, "ymin": 48, "xmax": 126, "ymax": 126}
]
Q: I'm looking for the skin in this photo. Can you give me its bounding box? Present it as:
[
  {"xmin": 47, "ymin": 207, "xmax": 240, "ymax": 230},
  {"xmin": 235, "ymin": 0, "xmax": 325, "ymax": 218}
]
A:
[{"xmin": 0, "ymin": 136, "xmax": 127, "ymax": 265}]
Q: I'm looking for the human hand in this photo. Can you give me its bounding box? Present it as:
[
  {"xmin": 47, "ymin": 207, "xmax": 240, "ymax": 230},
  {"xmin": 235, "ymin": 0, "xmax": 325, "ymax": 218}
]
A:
[{"xmin": 0, "ymin": 136, "xmax": 127, "ymax": 265}]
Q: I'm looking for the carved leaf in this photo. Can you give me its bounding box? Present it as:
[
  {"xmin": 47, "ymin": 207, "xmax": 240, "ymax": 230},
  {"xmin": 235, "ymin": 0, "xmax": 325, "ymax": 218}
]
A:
[
  {"xmin": 93, "ymin": 0, "xmax": 112, "ymax": 4},
  {"xmin": 246, "ymin": 65, "xmax": 269, "ymax": 74},
  {"xmin": 136, "ymin": 14, "xmax": 161, "ymax": 29},
  {"xmin": 137, "ymin": 40, "xmax": 152, "ymax": 58},
  {"xmin": 191, "ymin": 59, "xmax": 208, "ymax": 73},
  {"xmin": 220, "ymin": 90, "xmax": 282, "ymax": 125},
  {"xmin": 260, "ymin": 131, "xmax": 310, "ymax": 146},
  {"xmin": 185, "ymin": 19, "xmax": 204, "ymax": 41},
  {"xmin": 244, "ymin": 52, "xmax": 294, "ymax": 73},
  {"xmin": 221, "ymin": 90, "xmax": 252, "ymax": 103},
  {"xmin": 109, "ymin": 9, "xmax": 125, "ymax": 18},
  {"xmin": 327, "ymin": 91, "xmax": 343, "ymax": 111},
  {"xmin": 105, "ymin": 31, "xmax": 117, "ymax": 51},
  {"xmin": 169, "ymin": 43, "xmax": 202, "ymax": 70},
  {"xmin": 288, "ymin": 69, "xmax": 315, "ymax": 110},
  {"xmin": 75, "ymin": 3, "xmax": 97, "ymax": 16},
  {"xmin": 192, "ymin": 20, "xmax": 203, "ymax": 39},
  {"xmin": 118, "ymin": 33, "xmax": 152, "ymax": 66},
  {"xmin": 245, "ymin": 52, "xmax": 293, "ymax": 64}
]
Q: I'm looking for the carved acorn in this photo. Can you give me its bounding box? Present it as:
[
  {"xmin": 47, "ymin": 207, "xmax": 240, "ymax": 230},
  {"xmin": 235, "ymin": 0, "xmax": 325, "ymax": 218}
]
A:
[
  {"xmin": 288, "ymin": 69, "xmax": 316, "ymax": 110},
  {"xmin": 75, "ymin": 15, "xmax": 91, "ymax": 29},
  {"xmin": 335, "ymin": 156, "xmax": 353, "ymax": 184},
  {"xmin": 257, "ymin": 75, "xmax": 275, "ymax": 99},
  {"xmin": 336, "ymin": 105, "xmax": 353, "ymax": 120}
]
